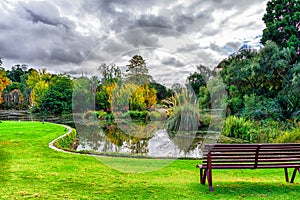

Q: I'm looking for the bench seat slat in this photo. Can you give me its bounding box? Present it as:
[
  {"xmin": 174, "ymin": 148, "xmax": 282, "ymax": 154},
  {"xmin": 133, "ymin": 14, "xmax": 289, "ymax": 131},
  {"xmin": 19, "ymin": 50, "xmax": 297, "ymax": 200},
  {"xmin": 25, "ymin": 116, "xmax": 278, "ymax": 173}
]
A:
[
  {"xmin": 204, "ymin": 160, "xmax": 255, "ymax": 163},
  {"xmin": 203, "ymin": 156, "xmax": 255, "ymax": 159},
  {"xmin": 257, "ymin": 158, "xmax": 300, "ymax": 162},
  {"xmin": 200, "ymin": 163, "xmax": 300, "ymax": 169},
  {"xmin": 259, "ymin": 150, "xmax": 300, "ymax": 156},
  {"xmin": 208, "ymin": 153, "xmax": 256, "ymax": 157},
  {"xmin": 205, "ymin": 144, "xmax": 300, "ymax": 148},
  {"xmin": 200, "ymin": 164, "xmax": 254, "ymax": 169},
  {"xmin": 259, "ymin": 148, "xmax": 300, "ymax": 152},
  {"xmin": 205, "ymin": 149, "xmax": 257, "ymax": 152}
]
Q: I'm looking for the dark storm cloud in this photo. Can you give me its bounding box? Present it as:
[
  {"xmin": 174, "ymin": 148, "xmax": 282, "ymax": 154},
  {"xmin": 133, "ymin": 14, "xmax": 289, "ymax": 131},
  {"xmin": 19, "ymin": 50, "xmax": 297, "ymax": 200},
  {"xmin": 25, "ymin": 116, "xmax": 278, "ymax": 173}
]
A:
[
  {"xmin": 225, "ymin": 42, "xmax": 242, "ymax": 51},
  {"xmin": 0, "ymin": 1, "xmax": 95, "ymax": 69},
  {"xmin": 121, "ymin": 29, "xmax": 161, "ymax": 48},
  {"xmin": 161, "ymin": 57, "xmax": 185, "ymax": 67},
  {"xmin": 134, "ymin": 15, "xmax": 172, "ymax": 29},
  {"xmin": 177, "ymin": 44, "xmax": 200, "ymax": 53}
]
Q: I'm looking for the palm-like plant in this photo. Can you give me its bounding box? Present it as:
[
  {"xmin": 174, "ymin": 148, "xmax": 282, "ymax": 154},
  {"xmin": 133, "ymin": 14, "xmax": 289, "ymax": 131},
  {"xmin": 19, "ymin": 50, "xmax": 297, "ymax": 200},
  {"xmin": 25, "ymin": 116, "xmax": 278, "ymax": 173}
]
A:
[{"xmin": 163, "ymin": 87, "xmax": 200, "ymax": 136}]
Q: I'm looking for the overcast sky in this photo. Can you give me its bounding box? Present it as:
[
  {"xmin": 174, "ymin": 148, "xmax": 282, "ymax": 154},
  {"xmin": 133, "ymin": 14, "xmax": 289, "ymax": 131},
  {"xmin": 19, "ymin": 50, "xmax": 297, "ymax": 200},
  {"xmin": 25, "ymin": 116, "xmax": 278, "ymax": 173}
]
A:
[{"xmin": 0, "ymin": 0, "xmax": 268, "ymax": 85}]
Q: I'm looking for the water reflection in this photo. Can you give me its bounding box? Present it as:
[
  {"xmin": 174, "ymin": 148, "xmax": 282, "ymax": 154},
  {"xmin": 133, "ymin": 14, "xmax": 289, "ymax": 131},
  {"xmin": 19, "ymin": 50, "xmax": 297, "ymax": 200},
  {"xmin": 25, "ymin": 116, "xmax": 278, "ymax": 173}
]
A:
[{"xmin": 76, "ymin": 122, "xmax": 211, "ymax": 159}]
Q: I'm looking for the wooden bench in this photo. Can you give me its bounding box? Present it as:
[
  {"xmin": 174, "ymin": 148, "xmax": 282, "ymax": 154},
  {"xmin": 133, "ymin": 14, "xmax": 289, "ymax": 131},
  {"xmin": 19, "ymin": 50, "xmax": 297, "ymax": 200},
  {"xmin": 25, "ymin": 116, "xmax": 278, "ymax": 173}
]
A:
[{"xmin": 196, "ymin": 143, "xmax": 300, "ymax": 191}]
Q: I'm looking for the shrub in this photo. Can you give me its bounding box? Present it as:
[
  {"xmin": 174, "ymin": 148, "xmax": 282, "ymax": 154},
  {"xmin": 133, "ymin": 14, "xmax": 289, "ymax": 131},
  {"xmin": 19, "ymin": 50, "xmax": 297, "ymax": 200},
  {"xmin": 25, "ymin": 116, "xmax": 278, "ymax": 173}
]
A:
[
  {"xmin": 149, "ymin": 111, "xmax": 167, "ymax": 121},
  {"xmin": 54, "ymin": 129, "xmax": 78, "ymax": 150},
  {"xmin": 120, "ymin": 110, "xmax": 149, "ymax": 121},
  {"xmin": 222, "ymin": 116, "xmax": 258, "ymax": 143},
  {"xmin": 82, "ymin": 110, "xmax": 98, "ymax": 120},
  {"xmin": 276, "ymin": 127, "xmax": 300, "ymax": 143},
  {"xmin": 98, "ymin": 111, "xmax": 107, "ymax": 120},
  {"xmin": 223, "ymin": 116, "xmax": 288, "ymax": 143}
]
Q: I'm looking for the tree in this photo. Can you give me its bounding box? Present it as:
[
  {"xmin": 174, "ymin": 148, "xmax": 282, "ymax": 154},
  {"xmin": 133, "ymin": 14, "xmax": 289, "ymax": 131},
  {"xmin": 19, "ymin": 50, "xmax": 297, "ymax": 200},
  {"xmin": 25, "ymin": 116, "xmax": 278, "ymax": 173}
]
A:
[
  {"xmin": 40, "ymin": 75, "xmax": 73, "ymax": 115},
  {"xmin": 186, "ymin": 72, "xmax": 206, "ymax": 96},
  {"xmin": 149, "ymin": 82, "xmax": 173, "ymax": 102},
  {"xmin": 112, "ymin": 83, "xmax": 157, "ymax": 111},
  {"xmin": 125, "ymin": 55, "xmax": 152, "ymax": 84},
  {"xmin": 72, "ymin": 77, "xmax": 96, "ymax": 113},
  {"xmin": 0, "ymin": 67, "xmax": 12, "ymax": 104},
  {"xmin": 6, "ymin": 64, "xmax": 27, "ymax": 83},
  {"xmin": 262, "ymin": 0, "xmax": 300, "ymax": 62},
  {"xmin": 98, "ymin": 63, "xmax": 122, "ymax": 85},
  {"xmin": 26, "ymin": 69, "xmax": 52, "ymax": 108},
  {"xmin": 218, "ymin": 42, "xmax": 296, "ymax": 119}
]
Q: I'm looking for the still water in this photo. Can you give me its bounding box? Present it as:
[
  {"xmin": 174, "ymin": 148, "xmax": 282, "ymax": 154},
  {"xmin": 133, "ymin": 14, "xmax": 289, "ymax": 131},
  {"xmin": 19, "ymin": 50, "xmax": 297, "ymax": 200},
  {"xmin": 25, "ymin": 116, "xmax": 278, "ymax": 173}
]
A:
[{"xmin": 76, "ymin": 122, "xmax": 220, "ymax": 159}]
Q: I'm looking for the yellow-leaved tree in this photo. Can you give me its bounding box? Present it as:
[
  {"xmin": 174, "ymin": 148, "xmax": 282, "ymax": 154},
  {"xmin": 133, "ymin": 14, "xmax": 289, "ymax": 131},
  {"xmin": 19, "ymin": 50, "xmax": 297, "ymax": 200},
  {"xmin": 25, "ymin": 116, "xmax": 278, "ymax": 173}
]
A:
[
  {"xmin": 0, "ymin": 66, "xmax": 12, "ymax": 104},
  {"xmin": 26, "ymin": 69, "xmax": 51, "ymax": 108}
]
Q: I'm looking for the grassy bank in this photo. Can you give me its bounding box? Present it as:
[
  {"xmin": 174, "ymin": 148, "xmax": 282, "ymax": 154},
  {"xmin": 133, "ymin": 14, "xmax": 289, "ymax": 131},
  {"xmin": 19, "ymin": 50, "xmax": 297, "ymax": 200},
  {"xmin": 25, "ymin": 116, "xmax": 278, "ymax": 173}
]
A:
[{"xmin": 0, "ymin": 121, "xmax": 299, "ymax": 199}]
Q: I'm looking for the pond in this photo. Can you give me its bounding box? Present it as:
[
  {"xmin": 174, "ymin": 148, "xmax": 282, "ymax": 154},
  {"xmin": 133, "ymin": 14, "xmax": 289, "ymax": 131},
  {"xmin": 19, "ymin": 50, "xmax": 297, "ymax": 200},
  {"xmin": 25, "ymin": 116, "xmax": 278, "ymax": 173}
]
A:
[{"xmin": 75, "ymin": 121, "xmax": 221, "ymax": 159}]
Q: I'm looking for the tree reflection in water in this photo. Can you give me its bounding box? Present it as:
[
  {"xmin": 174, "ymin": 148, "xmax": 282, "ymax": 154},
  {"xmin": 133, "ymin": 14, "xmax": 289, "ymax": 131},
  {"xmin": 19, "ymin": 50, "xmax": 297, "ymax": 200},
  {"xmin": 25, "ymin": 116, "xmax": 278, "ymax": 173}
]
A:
[{"xmin": 76, "ymin": 120, "xmax": 211, "ymax": 158}]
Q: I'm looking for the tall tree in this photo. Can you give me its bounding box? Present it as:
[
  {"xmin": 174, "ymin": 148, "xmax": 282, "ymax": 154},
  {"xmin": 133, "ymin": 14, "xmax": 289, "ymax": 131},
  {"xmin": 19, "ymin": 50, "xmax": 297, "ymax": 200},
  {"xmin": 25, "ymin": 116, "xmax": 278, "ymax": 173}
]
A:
[
  {"xmin": 26, "ymin": 69, "xmax": 52, "ymax": 108},
  {"xmin": 0, "ymin": 67, "xmax": 11, "ymax": 104},
  {"xmin": 125, "ymin": 55, "xmax": 152, "ymax": 84},
  {"xmin": 186, "ymin": 72, "xmax": 206, "ymax": 96},
  {"xmin": 262, "ymin": 0, "xmax": 300, "ymax": 62},
  {"xmin": 6, "ymin": 64, "xmax": 27, "ymax": 83},
  {"xmin": 40, "ymin": 75, "xmax": 73, "ymax": 115},
  {"xmin": 98, "ymin": 63, "xmax": 122, "ymax": 85}
]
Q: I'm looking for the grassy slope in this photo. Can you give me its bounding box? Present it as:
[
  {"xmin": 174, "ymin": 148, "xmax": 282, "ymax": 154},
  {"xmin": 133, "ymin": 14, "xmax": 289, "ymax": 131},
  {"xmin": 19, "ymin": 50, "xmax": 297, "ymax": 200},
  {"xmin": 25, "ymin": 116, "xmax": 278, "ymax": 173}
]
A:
[{"xmin": 0, "ymin": 121, "xmax": 299, "ymax": 199}]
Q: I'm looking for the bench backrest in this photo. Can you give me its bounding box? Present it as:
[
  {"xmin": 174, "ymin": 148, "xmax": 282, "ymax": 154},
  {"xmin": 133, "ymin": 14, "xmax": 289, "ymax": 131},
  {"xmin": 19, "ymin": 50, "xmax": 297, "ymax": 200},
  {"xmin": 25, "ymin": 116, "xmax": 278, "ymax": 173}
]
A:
[{"xmin": 202, "ymin": 144, "xmax": 300, "ymax": 169}]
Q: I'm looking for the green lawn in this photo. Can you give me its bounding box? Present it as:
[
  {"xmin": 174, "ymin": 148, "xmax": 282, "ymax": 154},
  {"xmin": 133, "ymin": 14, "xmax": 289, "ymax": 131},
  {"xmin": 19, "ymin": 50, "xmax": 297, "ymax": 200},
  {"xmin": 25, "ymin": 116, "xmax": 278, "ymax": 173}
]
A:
[{"xmin": 0, "ymin": 121, "xmax": 299, "ymax": 199}]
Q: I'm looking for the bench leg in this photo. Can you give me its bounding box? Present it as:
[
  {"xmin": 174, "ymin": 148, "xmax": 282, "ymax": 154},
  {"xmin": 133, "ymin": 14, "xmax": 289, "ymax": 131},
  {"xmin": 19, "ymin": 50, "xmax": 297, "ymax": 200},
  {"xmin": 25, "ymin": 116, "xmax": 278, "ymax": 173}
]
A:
[
  {"xmin": 284, "ymin": 168, "xmax": 289, "ymax": 182},
  {"xmin": 200, "ymin": 168, "xmax": 206, "ymax": 185},
  {"xmin": 202, "ymin": 169, "xmax": 207, "ymax": 185},
  {"xmin": 206, "ymin": 169, "xmax": 213, "ymax": 191},
  {"xmin": 290, "ymin": 167, "xmax": 299, "ymax": 183},
  {"xmin": 200, "ymin": 168, "xmax": 203, "ymax": 184}
]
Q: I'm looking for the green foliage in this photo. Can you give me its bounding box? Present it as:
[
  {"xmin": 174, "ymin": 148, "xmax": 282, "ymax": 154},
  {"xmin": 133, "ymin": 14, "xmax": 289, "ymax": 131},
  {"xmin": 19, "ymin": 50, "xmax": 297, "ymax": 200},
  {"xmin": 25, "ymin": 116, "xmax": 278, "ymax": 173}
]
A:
[
  {"xmin": 98, "ymin": 63, "xmax": 122, "ymax": 85},
  {"xmin": 6, "ymin": 64, "xmax": 27, "ymax": 83},
  {"xmin": 54, "ymin": 128, "xmax": 77, "ymax": 150},
  {"xmin": 95, "ymin": 84, "xmax": 110, "ymax": 110},
  {"xmin": 223, "ymin": 116, "xmax": 286, "ymax": 143},
  {"xmin": 72, "ymin": 77, "xmax": 96, "ymax": 113},
  {"xmin": 186, "ymin": 71, "xmax": 206, "ymax": 96},
  {"xmin": 112, "ymin": 83, "xmax": 157, "ymax": 112},
  {"xmin": 219, "ymin": 41, "xmax": 298, "ymax": 120},
  {"xmin": 276, "ymin": 126, "xmax": 300, "ymax": 143},
  {"xmin": 121, "ymin": 110, "xmax": 149, "ymax": 121},
  {"xmin": 225, "ymin": 85, "xmax": 243, "ymax": 115},
  {"xmin": 262, "ymin": 0, "xmax": 300, "ymax": 62},
  {"xmin": 125, "ymin": 55, "xmax": 152, "ymax": 84},
  {"xmin": 165, "ymin": 88, "xmax": 200, "ymax": 133},
  {"xmin": 39, "ymin": 75, "xmax": 73, "ymax": 115},
  {"xmin": 0, "ymin": 68, "xmax": 12, "ymax": 104},
  {"xmin": 198, "ymin": 86, "xmax": 210, "ymax": 109},
  {"xmin": 149, "ymin": 82, "xmax": 173, "ymax": 102},
  {"xmin": 222, "ymin": 116, "xmax": 256, "ymax": 142},
  {"xmin": 148, "ymin": 111, "xmax": 167, "ymax": 121},
  {"xmin": 82, "ymin": 110, "xmax": 99, "ymax": 120},
  {"xmin": 242, "ymin": 94, "xmax": 283, "ymax": 120}
]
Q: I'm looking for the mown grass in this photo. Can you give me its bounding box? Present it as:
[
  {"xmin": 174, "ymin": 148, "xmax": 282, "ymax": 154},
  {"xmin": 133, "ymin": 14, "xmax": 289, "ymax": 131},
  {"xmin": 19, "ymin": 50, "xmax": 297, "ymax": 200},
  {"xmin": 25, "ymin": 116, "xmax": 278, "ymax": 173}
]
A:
[{"xmin": 0, "ymin": 121, "xmax": 299, "ymax": 199}]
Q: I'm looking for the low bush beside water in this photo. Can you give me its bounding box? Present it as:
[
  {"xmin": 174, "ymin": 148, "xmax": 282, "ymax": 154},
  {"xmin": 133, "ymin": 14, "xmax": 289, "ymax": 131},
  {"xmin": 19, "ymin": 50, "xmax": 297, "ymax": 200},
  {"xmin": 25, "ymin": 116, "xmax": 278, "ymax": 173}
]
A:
[
  {"xmin": 53, "ymin": 128, "xmax": 78, "ymax": 151},
  {"xmin": 222, "ymin": 116, "xmax": 300, "ymax": 143}
]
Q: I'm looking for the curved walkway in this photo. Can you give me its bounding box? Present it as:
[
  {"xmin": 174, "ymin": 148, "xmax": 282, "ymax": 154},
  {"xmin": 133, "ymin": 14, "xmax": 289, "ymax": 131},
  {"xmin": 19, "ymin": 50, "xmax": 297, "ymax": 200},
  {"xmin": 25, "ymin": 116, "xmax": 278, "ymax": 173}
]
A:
[{"xmin": 48, "ymin": 124, "xmax": 73, "ymax": 153}]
